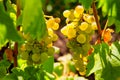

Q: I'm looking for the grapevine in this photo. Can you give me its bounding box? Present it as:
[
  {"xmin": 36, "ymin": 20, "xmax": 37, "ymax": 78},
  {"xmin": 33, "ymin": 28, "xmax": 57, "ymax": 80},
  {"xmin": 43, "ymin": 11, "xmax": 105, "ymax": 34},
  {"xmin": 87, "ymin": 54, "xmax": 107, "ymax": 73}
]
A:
[{"xmin": 61, "ymin": 5, "xmax": 97, "ymax": 75}]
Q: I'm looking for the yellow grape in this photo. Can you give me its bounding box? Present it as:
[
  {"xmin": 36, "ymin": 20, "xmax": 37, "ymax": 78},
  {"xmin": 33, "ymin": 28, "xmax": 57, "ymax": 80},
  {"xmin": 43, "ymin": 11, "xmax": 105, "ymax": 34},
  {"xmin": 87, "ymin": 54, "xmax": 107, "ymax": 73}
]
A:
[
  {"xmin": 63, "ymin": 10, "xmax": 71, "ymax": 18},
  {"xmin": 83, "ymin": 14, "xmax": 89, "ymax": 22},
  {"xmin": 61, "ymin": 27, "xmax": 68, "ymax": 36},
  {"xmin": 79, "ymin": 22, "xmax": 88, "ymax": 31},
  {"xmin": 79, "ymin": 71, "xmax": 86, "ymax": 76},
  {"xmin": 52, "ymin": 22, "xmax": 59, "ymax": 30},
  {"xmin": 86, "ymin": 16, "xmax": 95, "ymax": 23},
  {"xmin": 46, "ymin": 18, "xmax": 55, "ymax": 28},
  {"xmin": 67, "ymin": 28, "xmax": 76, "ymax": 39},
  {"xmin": 74, "ymin": 10, "xmax": 81, "ymax": 18},
  {"xmin": 51, "ymin": 34, "xmax": 58, "ymax": 41},
  {"xmin": 76, "ymin": 34, "xmax": 86, "ymax": 44},
  {"xmin": 32, "ymin": 53, "xmax": 40, "ymax": 62},
  {"xmin": 54, "ymin": 17, "xmax": 61, "ymax": 23},
  {"xmin": 91, "ymin": 22, "xmax": 98, "ymax": 30},
  {"xmin": 75, "ymin": 5, "xmax": 84, "ymax": 14},
  {"xmin": 48, "ymin": 28, "xmax": 54, "ymax": 36}
]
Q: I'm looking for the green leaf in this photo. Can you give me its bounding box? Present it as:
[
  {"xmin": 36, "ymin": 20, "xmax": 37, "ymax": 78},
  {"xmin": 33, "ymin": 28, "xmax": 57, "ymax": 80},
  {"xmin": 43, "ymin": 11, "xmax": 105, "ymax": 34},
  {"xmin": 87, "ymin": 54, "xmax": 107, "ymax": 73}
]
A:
[
  {"xmin": 87, "ymin": 41, "xmax": 120, "ymax": 80},
  {"xmin": 115, "ymin": 20, "xmax": 120, "ymax": 33},
  {"xmin": 42, "ymin": 56, "xmax": 54, "ymax": 73},
  {"xmin": 0, "ymin": 1, "xmax": 22, "ymax": 48},
  {"xmin": 97, "ymin": 0, "xmax": 120, "ymax": 33},
  {"xmin": 79, "ymin": 0, "xmax": 93, "ymax": 10},
  {"xmin": 96, "ymin": 63, "xmax": 120, "ymax": 80},
  {"xmin": 86, "ymin": 42, "xmax": 109, "ymax": 76},
  {"xmin": 22, "ymin": 0, "xmax": 47, "ymax": 40}
]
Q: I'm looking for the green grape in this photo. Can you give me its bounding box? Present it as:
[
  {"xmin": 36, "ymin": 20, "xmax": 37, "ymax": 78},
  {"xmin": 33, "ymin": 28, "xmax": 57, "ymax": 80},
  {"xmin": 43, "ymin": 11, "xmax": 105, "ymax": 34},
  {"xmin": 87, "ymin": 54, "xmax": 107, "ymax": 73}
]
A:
[
  {"xmin": 82, "ymin": 43, "xmax": 91, "ymax": 55},
  {"xmin": 40, "ymin": 52, "xmax": 48, "ymax": 63},
  {"xmin": 73, "ymin": 53, "xmax": 81, "ymax": 60},
  {"xmin": 63, "ymin": 10, "xmax": 71, "ymax": 18},
  {"xmin": 44, "ymin": 37, "xmax": 52, "ymax": 44},
  {"xmin": 32, "ymin": 53, "xmax": 40, "ymax": 62},
  {"xmin": 51, "ymin": 34, "xmax": 58, "ymax": 41},
  {"xmin": 76, "ymin": 34, "xmax": 86, "ymax": 44},
  {"xmin": 79, "ymin": 22, "xmax": 88, "ymax": 31},
  {"xmin": 47, "ymin": 47, "xmax": 55, "ymax": 56},
  {"xmin": 88, "ymin": 8, "xmax": 93, "ymax": 14},
  {"xmin": 21, "ymin": 52, "xmax": 29, "ymax": 60},
  {"xmin": 74, "ymin": 60, "xmax": 85, "ymax": 72},
  {"xmin": 32, "ymin": 47, "xmax": 40, "ymax": 54}
]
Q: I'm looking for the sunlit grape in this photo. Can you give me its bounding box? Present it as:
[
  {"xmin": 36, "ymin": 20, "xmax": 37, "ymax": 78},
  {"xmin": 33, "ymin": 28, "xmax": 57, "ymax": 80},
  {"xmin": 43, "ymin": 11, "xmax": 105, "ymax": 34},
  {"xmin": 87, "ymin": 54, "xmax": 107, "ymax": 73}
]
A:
[
  {"xmin": 75, "ymin": 5, "xmax": 84, "ymax": 14},
  {"xmin": 63, "ymin": 10, "xmax": 71, "ymax": 18},
  {"xmin": 67, "ymin": 28, "xmax": 76, "ymax": 39},
  {"xmin": 91, "ymin": 22, "xmax": 98, "ymax": 30},
  {"xmin": 54, "ymin": 17, "xmax": 61, "ymax": 23},
  {"xmin": 46, "ymin": 18, "xmax": 55, "ymax": 28},
  {"xmin": 52, "ymin": 23, "xmax": 59, "ymax": 30},
  {"xmin": 79, "ymin": 22, "xmax": 88, "ymax": 31}
]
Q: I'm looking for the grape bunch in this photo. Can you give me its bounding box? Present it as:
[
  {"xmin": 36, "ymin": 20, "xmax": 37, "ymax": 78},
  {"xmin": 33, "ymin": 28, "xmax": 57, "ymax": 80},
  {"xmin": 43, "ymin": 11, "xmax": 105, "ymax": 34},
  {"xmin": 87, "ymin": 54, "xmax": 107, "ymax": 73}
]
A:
[
  {"xmin": 19, "ymin": 16, "xmax": 60, "ymax": 65},
  {"xmin": 61, "ymin": 5, "xmax": 98, "ymax": 75}
]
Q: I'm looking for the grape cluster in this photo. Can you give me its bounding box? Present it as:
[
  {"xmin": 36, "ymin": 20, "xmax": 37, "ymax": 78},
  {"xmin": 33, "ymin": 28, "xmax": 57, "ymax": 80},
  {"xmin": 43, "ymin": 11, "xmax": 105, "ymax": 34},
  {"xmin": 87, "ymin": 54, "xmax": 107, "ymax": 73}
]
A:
[
  {"xmin": 19, "ymin": 16, "xmax": 60, "ymax": 64},
  {"xmin": 61, "ymin": 5, "xmax": 97, "ymax": 75}
]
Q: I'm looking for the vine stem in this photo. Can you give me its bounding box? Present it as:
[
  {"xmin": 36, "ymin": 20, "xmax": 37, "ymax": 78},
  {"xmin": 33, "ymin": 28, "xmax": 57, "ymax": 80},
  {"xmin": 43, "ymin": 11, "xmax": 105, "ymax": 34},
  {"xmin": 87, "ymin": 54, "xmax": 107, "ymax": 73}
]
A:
[
  {"xmin": 13, "ymin": 0, "xmax": 20, "ymax": 67},
  {"xmin": 92, "ymin": 2, "xmax": 101, "ymax": 43}
]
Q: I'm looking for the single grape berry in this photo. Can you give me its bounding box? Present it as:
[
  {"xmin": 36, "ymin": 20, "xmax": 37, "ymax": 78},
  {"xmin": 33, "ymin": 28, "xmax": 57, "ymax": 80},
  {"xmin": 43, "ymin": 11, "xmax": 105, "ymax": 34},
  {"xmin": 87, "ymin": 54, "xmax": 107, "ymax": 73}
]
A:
[
  {"xmin": 79, "ymin": 22, "xmax": 88, "ymax": 31},
  {"xmin": 40, "ymin": 52, "xmax": 48, "ymax": 62},
  {"xmin": 32, "ymin": 53, "xmax": 40, "ymax": 62},
  {"xmin": 63, "ymin": 10, "xmax": 71, "ymax": 18},
  {"xmin": 75, "ymin": 5, "xmax": 84, "ymax": 14},
  {"xmin": 76, "ymin": 34, "xmax": 86, "ymax": 44}
]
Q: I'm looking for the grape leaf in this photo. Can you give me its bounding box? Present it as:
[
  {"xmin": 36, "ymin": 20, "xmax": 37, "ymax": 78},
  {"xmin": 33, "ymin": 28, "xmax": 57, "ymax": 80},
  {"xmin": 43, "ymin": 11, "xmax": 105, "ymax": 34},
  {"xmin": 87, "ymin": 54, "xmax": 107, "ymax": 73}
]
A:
[
  {"xmin": 42, "ymin": 56, "xmax": 54, "ymax": 73},
  {"xmin": 87, "ymin": 41, "xmax": 120, "ymax": 80},
  {"xmin": 0, "ymin": 1, "xmax": 22, "ymax": 48},
  {"xmin": 86, "ymin": 43, "xmax": 109, "ymax": 76},
  {"xmin": 22, "ymin": 0, "xmax": 47, "ymax": 40},
  {"xmin": 79, "ymin": 0, "xmax": 93, "ymax": 10},
  {"xmin": 98, "ymin": 0, "xmax": 120, "ymax": 32}
]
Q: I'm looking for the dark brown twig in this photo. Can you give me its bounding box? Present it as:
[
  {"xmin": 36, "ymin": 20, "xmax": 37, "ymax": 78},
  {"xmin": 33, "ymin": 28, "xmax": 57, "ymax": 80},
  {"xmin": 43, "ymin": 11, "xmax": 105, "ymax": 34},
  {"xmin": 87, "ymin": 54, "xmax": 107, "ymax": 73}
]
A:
[{"xmin": 92, "ymin": 2, "xmax": 101, "ymax": 43}]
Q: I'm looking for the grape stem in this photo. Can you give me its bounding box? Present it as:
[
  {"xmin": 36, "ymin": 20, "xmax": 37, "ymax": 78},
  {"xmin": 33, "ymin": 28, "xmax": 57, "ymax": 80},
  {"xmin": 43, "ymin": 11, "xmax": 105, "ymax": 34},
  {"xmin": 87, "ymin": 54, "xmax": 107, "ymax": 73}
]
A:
[
  {"xmin": 92, "ymin": 2, "xmax": 101, "ymax": 43},
  {"xmin": 13, "ymin": 0, "xmax": 21, "ymax": 67},
  {"xmin": 101, "ymin": 20, "xmax": 108, "ymax": 38}
]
